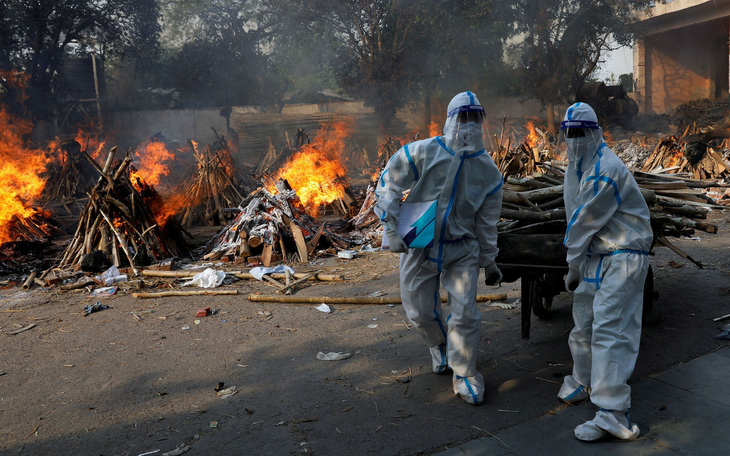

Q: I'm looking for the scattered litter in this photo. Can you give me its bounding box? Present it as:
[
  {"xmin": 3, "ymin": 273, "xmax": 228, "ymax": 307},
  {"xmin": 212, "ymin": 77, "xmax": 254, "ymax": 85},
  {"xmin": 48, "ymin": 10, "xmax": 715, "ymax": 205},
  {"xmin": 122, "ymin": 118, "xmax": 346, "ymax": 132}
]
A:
[
  {"xmin": 359, "ymin": 244, "xmax": 379, "ymax": 252},
  {"xmin": 387, "ymin": 304, "xmax": 395, "ymax": 307},
  {"xmin": 217, "ymin": 386, "xmax": 238, "ymax": 399},
  {"xmin": 372, "ymin": 318, "xmax": 378, "ymax": 321},
  {"xmin": 195, "ymin": 307, "xmax": 211, "ymax": 317},
  {"xmin": 7, "ymin": 323, "xmax": 36, "ymax": 335},
  {"xmin": 181, "ymin": 326, "xmax": 191, "ymax": 330},
  {"xmin": 194, "ymin": 320, "xmax": 201, "ymax": 325},
  {"xmin": 489, "ymin": 302, "xmax": 518, "ymax": 310},
  {"xmin": 258, "ymin": 310, "xmax": 273, "ymax": 320},
  {"xmin": 90, "ymin": 286, "xmax": 118, "ymax": 297},
  {"xmin": 82, "ymin": 302, "xmax": 109, "ymax": 316},
  {"xmin": 161, "ymin": 444, "xmax": 190, "ymax": 456},
  {"xmin": 209, "ymin": 421, "xmax": 218, "ymax": 428},
  {"xmin": 64, "ymin": 364, "xmax": 74, "ymax": 367},
  {"xmin": 315, "ymin": 303, "xmax": 332, "ymax": 313},
  {"xmin": 367, "ymin": 324, "xmax": 378, "ymax": 329},
  {"xmin": 182, "ymin": 268, "xmax": 225, "ymax": 288},
  {"xmin": 316, "ymin": 351, "xmax": 351, "ymax": 361},
  {"xmin": 221, "ymin": 319, "xmax": 227, "ymax": 323},
  {"xmin": 250, "ymin": 265, "xmax": 295, "ymax": 281},
  {"xmin": 337, "ymin": 250, "xmax": 357, "ymax": 259},
  {"xmin": 137, "ymin": 450, "xmax": 161, "ymax": 456},
  {"xmin": 369, "ymin": 291, "xmax": 384, "ymax": 297},
  {"xmin": 714, "ymin": 330, "xmax": 730, "ymax": 340},
  {"xmin": 95, "ymin": 265, "xmax": 128, "ymax": 286}
]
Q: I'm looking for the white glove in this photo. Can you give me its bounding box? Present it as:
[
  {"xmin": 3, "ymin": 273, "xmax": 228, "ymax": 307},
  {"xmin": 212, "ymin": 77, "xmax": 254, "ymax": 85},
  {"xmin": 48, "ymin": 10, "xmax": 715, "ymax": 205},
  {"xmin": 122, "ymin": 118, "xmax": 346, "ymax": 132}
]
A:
[
  {"xmin": 484, "ymin": 262, "xmax": 502, "ymax": 286},
  {"xmin": 565, "ymin": 267, "xmax": 580, "ymax": 292},
  {"xmin": 386, "ymin": 230, "xmax": 409, "ymax": 254}
]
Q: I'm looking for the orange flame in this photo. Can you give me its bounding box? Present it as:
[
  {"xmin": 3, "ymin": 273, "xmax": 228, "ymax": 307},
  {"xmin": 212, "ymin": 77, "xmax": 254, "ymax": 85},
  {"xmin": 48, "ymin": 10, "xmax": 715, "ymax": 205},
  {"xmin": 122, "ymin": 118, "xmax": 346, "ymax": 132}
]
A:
[
  {"xmin": 666, "ymin": 150, "xmax": 684, "ymax": 168},
  {"xmin": 130, "ymin": 140, "xmax": 176, "ymax": 191},
  {"xmin": 273, "ymin": 121, "xmax": 352, "ymax": 215},
  {"xmin": 428, "ymin": 120, "xmax": 441, "ymax": 137},
  {"xmin": 524, "ymin": 121, "xmax": 539, "ymax": 148},
  {"xmin": 0, "ymin": 109, "xmax": 51, "ymax": 243}
]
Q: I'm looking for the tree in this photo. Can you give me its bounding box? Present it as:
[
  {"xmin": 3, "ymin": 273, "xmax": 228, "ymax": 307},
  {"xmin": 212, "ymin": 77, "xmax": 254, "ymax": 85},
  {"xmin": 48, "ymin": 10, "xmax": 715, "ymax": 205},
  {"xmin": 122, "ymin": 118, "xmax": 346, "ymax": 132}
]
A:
[
  {"xmin": 269, "ymin": 0, "xmax": 444, "ymax": 133},
  {"xmin": 157, "ymin": 0, "xmax": 285, "ymax": 108},
  {"xmin": 508, "ymin": 0, "xmax": 652, "ymax": 132},
  {"xmin": 0, "ymin": 0, "xmax": 161, "ymax": 119}
]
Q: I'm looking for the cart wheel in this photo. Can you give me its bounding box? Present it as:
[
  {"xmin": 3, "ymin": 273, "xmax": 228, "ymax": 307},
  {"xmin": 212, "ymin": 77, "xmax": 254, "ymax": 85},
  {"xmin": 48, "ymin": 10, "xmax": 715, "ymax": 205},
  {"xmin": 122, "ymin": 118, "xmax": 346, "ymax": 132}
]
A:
[
  {"xmin": 642, "ymin": 265, "xmax": 660, "ymax": 325},
  {"xmin": 531, "ymin": 277, "xmax": 554, "ymax": 319}
]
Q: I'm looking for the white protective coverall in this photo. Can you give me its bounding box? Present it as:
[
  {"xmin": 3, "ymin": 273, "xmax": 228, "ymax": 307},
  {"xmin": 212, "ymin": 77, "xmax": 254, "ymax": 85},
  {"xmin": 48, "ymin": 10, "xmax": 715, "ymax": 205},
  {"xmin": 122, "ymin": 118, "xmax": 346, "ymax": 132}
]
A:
[
  {"xmin": 374, "ymin": 91, "xmax": 503, "ymax": 405},
  {"xmin": 558, "ymin": 102, "xmax": 653, "ymax": 440}
]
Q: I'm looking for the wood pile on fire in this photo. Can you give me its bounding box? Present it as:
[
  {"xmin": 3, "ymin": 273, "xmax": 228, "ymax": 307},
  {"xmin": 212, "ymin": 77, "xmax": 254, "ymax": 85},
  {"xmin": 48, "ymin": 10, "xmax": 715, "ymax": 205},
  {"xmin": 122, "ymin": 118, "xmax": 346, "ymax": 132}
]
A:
[
  {"xmin": 640, "ymin": 123, "xmax": 730, "ymax": 180},
  {"xmin": 201, "ymin": 179, "xmax": 353, "ymax": 266},
  {"xmin": 490, "ymin": 120, "xmax": 552, "ymax": 177},
  {"xmin": 175, "ymin": 143, "xmax": 245, "ymax": 227},
  {"xmin": 53, "ymin": 147, "xmax": 188, "ymax": 275}
]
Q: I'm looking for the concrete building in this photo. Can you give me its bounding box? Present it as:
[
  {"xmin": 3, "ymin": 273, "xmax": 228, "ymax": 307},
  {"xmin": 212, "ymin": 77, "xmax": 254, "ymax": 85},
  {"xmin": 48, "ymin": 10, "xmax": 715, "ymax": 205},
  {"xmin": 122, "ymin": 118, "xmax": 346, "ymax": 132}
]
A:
[{"xmin": 634, "ymin": 0, "xmax": 730, "ymax": 114}]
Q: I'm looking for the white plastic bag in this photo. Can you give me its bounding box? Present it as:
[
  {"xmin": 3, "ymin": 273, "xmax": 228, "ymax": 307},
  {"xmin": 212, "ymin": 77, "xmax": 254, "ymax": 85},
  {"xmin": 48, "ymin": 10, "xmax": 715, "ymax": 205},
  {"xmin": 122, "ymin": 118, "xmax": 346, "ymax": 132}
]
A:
[
  {"xmin": 182, "ymin": 268, "xmax": 225, "ymax": 288},
  {"xmin": 316, "ymin": 351, "xmax": 351, "ymax": 361}
]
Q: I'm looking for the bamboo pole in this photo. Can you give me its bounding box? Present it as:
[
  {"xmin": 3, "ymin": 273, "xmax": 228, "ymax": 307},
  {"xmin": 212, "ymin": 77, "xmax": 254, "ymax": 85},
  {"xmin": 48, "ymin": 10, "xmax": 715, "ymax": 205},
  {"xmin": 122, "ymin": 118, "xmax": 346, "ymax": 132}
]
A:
[
  {"xmin": 247, "ymin": 293, "xmax": 508, "ymax": 305},
  {"xmin": 133, "ymin": 290, "xmax": 238, "ymax": 298},
  {"xmin": 22, "ymin": 271, "xmax": 37, "ymax": 289}
]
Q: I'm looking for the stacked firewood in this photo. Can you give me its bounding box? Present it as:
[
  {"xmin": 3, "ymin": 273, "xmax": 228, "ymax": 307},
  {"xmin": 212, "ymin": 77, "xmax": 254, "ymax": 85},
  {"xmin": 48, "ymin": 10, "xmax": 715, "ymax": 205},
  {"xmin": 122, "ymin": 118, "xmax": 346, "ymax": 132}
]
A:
[
  {"xmin": 201, "ymin": 180, "xmax": 351, "ymax": 266},
  {"xmin": 55, "ymin": 147, "xmax": 188, "ymax": 274},
  {"xmin": 175, "ymin": 144, "xmax": 245, "ymax": 227},
  {"xmin": 490, "ymin": 122, "xmax": 552, "ymax": 177},
  {"xmin": 43, "ymin": 142, "xmax": 97, "ymax": 200},
  {"xmin": 641, "ymin": 125, "xmax": 730, "ymax": 179},
  {"xmin": 498, "ymin": 161, "xmax": 722, "ymax": 267}
]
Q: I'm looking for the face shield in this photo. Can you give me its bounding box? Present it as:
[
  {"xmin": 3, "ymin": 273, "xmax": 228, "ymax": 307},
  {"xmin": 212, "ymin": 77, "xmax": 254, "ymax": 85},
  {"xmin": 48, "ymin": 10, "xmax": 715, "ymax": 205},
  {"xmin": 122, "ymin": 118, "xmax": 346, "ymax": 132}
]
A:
[
  {"xmin": 443, "ymin": 92, "xmax": 487, "ymax": 152},
  {"xmin": 557, "ymin": 103, "xmax": 603, "ymax": 161}
]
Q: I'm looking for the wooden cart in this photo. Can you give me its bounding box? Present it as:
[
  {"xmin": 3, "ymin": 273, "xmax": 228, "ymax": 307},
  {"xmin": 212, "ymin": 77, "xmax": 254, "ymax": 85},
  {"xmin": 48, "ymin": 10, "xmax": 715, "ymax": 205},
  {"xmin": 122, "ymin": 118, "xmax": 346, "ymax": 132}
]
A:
[{"xmin": 496, "ymin": 233, "xmax": 657, "ymax": 339}]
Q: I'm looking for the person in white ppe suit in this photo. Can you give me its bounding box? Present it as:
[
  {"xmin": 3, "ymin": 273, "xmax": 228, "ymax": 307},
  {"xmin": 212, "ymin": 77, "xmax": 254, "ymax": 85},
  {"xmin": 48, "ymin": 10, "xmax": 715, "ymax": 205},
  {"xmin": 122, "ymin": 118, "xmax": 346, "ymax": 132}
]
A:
[
  {"xmin": 374, "ymin": 91, "xmax": 503, "ymax": 405},
  {"xmin": 557, "ymin": 102, "xmax": 653, "ymax": 441}
]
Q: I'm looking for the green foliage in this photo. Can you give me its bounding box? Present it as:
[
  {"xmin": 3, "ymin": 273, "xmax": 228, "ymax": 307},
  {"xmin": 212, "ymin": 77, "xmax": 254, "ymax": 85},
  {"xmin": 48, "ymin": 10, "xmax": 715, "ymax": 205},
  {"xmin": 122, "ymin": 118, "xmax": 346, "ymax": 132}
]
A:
[
  {"xmin": 618, "ymin": 72, "xmax": 634, "ymax": 93},
  {"xmin": 154, "ymin": 0, "xmax": 285, "ymax": 108},
  {"xmin": 0, "ymin": 0, "xmax": 161, "ymax": 119},
  {"xmin": 509, "ymin": 0, "xmax": 652, "ymax": 107}
]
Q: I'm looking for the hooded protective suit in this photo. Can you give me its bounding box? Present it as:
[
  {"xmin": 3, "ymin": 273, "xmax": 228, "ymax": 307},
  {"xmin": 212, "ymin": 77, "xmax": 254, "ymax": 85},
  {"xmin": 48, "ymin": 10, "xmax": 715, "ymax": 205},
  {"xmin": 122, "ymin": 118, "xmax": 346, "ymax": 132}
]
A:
[
  {"xmin": 374, "ymin": 91, "xmax": 503, "ymax": 405},
  {"xmin": 557, "ymin": 102, "xmax": 653, "ymax": 440}
]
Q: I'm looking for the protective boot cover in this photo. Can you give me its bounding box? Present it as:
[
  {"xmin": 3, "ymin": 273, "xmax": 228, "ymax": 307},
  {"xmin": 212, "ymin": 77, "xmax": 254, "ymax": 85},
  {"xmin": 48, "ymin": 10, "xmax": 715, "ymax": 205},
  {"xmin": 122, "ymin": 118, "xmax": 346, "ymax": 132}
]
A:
[
  {"xmin": 558, "ymin": 374, "xmax": 590, "ymax": 404},
  {"xmin": 429, "ymin": 343, "xmax": 450, "ymax": 374},
  {"xmin": 574, "ymin": 409, "xmax": 640, "ymax": 441},
  {"xmin": 453, "ymin": 372, "xmax": 485, "ymax": 405}
]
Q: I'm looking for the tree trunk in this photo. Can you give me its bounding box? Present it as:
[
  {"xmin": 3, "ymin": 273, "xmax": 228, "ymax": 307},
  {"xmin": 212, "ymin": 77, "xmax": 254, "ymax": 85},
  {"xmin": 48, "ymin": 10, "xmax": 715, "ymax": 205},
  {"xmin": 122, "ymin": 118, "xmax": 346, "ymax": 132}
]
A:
[
  {"xmin": 546, "ymin": 103, "xmax": 557, "ymax": 135},
  {"xmin": 424, "ymin": 89, "xmax": 432, "ymax": 137}
]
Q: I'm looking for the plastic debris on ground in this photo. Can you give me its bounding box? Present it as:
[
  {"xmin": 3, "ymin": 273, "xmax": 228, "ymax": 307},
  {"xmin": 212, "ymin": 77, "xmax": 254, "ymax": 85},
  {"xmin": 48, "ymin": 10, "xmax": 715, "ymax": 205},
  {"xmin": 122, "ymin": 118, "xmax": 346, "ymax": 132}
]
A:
[
  {"xmin": 337, "ymin": 250, "xmax": 357, "ymax": 259},
  {"xmin": 182, "ymin": 268, "xmax": 225, "ymax": 288},
  {"xmin": 90, "ymin": 286, "xmax": 118, "ymax": 297},
  {"xmin": 488, "ymin": 302, "xmax": 519, "ymax": 310},
  {"xmin": 367, "ymin": 324, "xmax": 378, "ymax": 329},
  {"xmin": 316, "ymin": 351, "xmax": 351, "ymax": 361},
  {"xmin": 161, "ymin": 444, "xmax": 190, "ymax": 456},
  {"xmin": 82, "ymin": 302, "xmax": 110, "ymax": 316},
  {"xmin": 217, "ymin": 386, "xmax": 238, "ymax": 398},
  {"xmin": 369, "ymin": 291, "xmax": 384, "ymax": 297},
  {"xmin": 359, "ymin": 244, "xmax": 379, "ymax": 252},
  {"xmin": 315, "ymin": 303, "xmax": 332, "ymax": 313},
  {"xmin": 249, "ymin": 265, "xmax": 295, "ymax": 281},
  {"xmin": 95, "ymin": 265, "xmax": 128, "ymax": 286}
]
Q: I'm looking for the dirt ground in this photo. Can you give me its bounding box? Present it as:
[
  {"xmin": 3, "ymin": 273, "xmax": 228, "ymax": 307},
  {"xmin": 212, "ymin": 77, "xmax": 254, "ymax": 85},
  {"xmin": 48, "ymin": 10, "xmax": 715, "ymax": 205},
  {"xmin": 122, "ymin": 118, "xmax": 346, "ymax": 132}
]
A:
[{"xmin": 1, "ymin": 209, "xmax": 729, "ymax": 456}]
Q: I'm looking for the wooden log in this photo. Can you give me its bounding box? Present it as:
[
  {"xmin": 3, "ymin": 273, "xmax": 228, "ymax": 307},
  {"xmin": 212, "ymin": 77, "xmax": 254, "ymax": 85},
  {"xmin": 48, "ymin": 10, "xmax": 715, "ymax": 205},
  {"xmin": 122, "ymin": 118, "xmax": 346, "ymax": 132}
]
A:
[
  {"xmin": 247, "ymin": 292, "xmax": 509, "ymax": 305},
  {"xmin": 656, "ymin": 236, "xmax": 704, "ymax": 268},
  {"xmin": 132, "ymin": 290, "xmax": 238, "ymax": 298},
  {"xmin": 501, "ymin": 208, "xmax": 566, "ymax": 223},
  {"xmin": 276, "ymin": 272, "xmax": 318, "ymax": 294},
  {"xmin": 22, "ymin": 271, "xmax": 37, "ymax": 289}
]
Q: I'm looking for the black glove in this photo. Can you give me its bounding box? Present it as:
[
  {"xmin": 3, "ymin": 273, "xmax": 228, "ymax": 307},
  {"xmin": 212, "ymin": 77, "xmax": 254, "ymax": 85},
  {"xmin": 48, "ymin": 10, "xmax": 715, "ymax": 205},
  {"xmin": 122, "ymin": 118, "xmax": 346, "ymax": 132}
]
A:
[
  {"xmin": 484, "ymin": 263, "xmax": 503, "ymax": 286},
  {"xmin": 565, "ymin": 267, "xmax": 580, "ymax": 292}
]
